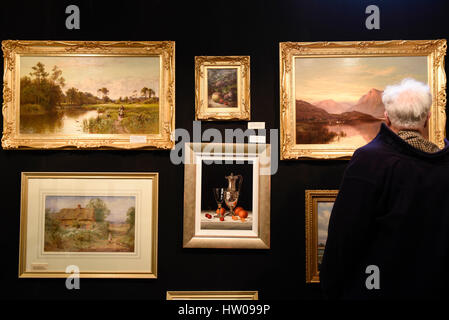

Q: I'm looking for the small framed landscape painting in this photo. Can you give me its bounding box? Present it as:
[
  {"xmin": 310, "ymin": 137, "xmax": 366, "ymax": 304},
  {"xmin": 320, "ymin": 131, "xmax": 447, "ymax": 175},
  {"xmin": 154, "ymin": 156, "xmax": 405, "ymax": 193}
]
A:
[
  {"xmin": 280, "ymin": 40, "xmax": 447, "ymax": 159},
  {"xmin": 2, "ymin": 40, "xmax": 175, "ymax": 150},
  {"xmin": 183, "ymin": 143, "xmax": 270, "ymax": 249},
  {"xmin": 19, "ymin": 172, "xmax": 158, "ymax": 278},
  {"xmin": 305, "ymin": 190, "xmax": 338, "ymax": 283},
  {"xmin": 195, "ymin": 56, "xmax": 250, "ymax": 121},
  {"xmin": 166, "ymin": 291, "xmax": 259, "ymax": 300}
]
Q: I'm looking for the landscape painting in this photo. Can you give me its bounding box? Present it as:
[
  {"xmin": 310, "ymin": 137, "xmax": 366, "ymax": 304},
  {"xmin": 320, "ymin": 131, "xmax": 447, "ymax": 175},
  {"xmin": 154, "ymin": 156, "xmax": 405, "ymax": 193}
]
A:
[
  {"xmin": 207, "ymin": 68, "xmax": 238, "ymax": 108},
  {"xmin": 19, "ymin": 56, "xmax": 160, "ymax": 135},
  {"xmin": 281, "ymin": 40, "xmax": 447, "ymax": 160},
  {"xmin": 44, "ymin": 195, "xmax": 136, "ymax": 253},
  {"xmin": 295, "ymin": 56, "xmax": 428, "ymax": 145},
  {"xmin": 305, "ymin": 189, "xmax": 338, "ymax": 282},
  {"xmin": 317, "ymin": 201, "xmax": 333, "ymax": 269}
]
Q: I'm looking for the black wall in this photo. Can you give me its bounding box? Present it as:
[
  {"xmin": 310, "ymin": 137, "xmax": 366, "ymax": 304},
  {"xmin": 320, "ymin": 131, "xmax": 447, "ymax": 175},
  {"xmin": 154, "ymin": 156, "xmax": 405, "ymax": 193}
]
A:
[{"xmin": 1, "ymin": 0, "xmax": 448, "ymax": 301}]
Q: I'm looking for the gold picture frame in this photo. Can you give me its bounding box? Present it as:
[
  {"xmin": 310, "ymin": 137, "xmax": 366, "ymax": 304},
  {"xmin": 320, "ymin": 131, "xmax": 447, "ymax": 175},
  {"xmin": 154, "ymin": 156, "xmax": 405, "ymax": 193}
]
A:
[
  {"xmin": 195, "ymin": 56, "xmax": 250, "ymax": 121},
  {"xmin": 2, "ymin": 40, "xmax": 175, "ymax": 150},
  {"xmin": 183, "ymin": 143, "xmax": 270, "ymax": 249},
  {"xmin": 305, "ymin": 190, "xmax": 338, "ymax": 283},
  {"xmin": 280, "ymin": 40, "xmax": 447, "ymax": 160},
  {"xmin": 19, "ymin": 172, "xmax": 158, "ymax": 278},
  {"xmin": 166, "ymin": 291, "xmax": 259, "ymax": 300}
]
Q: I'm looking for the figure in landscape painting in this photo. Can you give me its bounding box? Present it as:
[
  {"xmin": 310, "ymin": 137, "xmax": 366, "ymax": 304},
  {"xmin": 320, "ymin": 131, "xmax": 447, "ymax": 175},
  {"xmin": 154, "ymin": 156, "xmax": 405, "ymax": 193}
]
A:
[
  {"xmin": 19, "ymin": 56, "xmax": 160, "ymax": 135},
  {"xmin": 44, "ymin": 195, "xmax": 136, "ymax": 253}
]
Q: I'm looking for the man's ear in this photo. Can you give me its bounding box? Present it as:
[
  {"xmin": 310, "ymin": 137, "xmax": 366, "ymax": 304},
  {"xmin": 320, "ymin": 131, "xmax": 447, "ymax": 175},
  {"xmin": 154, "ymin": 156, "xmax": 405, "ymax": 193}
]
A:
[
  {"xmin": 384, "ymin": 111, "xmax": 391, "ymax": 126},
  {"xmin": 424, "ymin": 112, "xmax": 431, "ymax": 128}
]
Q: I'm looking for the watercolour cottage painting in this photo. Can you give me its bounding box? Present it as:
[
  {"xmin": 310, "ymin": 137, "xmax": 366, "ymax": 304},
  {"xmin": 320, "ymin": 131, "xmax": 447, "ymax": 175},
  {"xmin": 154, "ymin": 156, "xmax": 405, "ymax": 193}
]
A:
[
  {"xmin": 295, "ymin": 56, "xmax": 428, "ymax": 145},
  {"xmin": 44, "ymin": 195, "xmax": 136, "ymax": 252},
  {"xmin": 19, "ymin": 56, "xmax": 160, "ymax": 135}
]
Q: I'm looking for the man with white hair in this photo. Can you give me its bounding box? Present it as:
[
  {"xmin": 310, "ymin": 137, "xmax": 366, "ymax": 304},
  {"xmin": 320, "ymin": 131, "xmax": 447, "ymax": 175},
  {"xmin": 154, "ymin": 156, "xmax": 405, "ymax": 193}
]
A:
[
  {"xmin": 383, "ymin": 78, "xmax": 439, "ymax": 153},
  {"xmin": 320, "ymin": 78, "xmax": 449, "ymax": 299}
]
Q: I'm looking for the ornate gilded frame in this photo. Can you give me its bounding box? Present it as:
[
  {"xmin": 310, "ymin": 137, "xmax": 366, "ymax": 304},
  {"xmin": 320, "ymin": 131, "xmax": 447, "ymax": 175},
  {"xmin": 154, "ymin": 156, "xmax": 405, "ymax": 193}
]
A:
[
  {"xmin": 2, "ymin": 40, "xmax": 175, "ymax": 150},
  {"xmin": 280, "ymin": 40, "xmax": 447, "ymax": 160},
  {"xmin": 183, "ymin": 143, "xmax": 270, "ymax": 249},
  {"xmin": 166, "ymin": 291, "xmax": 259, "ymax": 300},
  {"xmin": 195, "ymin": 56, "xmax": 250, "ymax": 121},
  {"xmin": 305, "ymin": 189, "xmax": 338, "ymax": 283},
  {"xmin": 19, "ymin": 172, "xmax": 159, "ymax": 278}
]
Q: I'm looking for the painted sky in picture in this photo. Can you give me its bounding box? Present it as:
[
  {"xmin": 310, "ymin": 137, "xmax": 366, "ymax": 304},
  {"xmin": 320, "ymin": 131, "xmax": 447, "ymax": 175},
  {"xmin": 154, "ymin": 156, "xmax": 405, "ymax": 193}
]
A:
[
  {"xmin": 317, "ymin": 201, "xmax": 333, "ymax": 245},
  {"xmin": 20, "ymin": 56, "xmax": 160, "ymax": 99},
  {"xmin": 45, "ymin": 195, "xmax": 136, "ymax": 223},
  {"xmin": 295, "ymin": 56, "xmax": 428, "ymax": 103}
]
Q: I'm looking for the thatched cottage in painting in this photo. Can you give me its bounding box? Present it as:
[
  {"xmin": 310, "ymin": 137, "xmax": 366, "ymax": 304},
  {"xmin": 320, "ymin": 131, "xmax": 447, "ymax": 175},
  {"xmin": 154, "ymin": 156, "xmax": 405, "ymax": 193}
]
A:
[{"xmin": 55, "ymin": 204, "xmax": 95, "ymax": 229}]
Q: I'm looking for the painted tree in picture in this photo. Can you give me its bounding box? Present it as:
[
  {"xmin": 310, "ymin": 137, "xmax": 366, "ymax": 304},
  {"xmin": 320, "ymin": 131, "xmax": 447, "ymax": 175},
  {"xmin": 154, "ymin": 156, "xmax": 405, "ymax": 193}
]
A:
[
  {"xmin": 44, "ymin": 195, "xmax": 136, "ymax": 252},
  {"xmin": 19, "ymin": 56, "xmax": 161, "ymax": 135}
]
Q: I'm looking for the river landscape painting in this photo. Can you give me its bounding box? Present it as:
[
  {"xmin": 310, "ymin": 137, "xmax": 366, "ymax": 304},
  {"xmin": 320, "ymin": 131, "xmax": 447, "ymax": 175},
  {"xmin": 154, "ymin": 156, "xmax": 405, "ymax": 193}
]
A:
[
  {"xmin": 295, "ymin": 56, "xmax": 428, "ymax": 146},
  {"xmin": 19, "ymin": 56, "xmax": 160, "ymax": 135}
]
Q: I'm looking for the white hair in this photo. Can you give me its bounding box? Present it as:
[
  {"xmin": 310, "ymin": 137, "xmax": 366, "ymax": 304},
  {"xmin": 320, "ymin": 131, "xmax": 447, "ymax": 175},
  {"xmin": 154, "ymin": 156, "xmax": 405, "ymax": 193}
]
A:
[{"xmin": 382, "ymin": 78, "xmax": 432, "ymax": 129}]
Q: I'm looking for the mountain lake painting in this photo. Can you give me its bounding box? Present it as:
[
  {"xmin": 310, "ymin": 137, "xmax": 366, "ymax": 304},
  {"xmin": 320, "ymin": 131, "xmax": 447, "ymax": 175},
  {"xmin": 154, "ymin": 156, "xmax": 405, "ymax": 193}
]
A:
[
  {"xmin": 295, "ymin": 56, "xmax": 428, "ymax": 145},
  {"xmin": 19, "ymin": 56, "xmax": 160, "ymax": 135},
  {"xmin": 44, "ymin": 195, "xmax": 136, "ymax": 253}
]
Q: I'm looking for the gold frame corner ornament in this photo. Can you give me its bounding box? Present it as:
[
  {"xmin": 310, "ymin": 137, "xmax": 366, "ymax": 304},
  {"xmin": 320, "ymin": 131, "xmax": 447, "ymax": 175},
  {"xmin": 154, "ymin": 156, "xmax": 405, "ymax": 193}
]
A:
[
  {"xmin": 195, "ymin": 56, "xmax": 250, "ymax": 121},
  {"xmin": 2, "ymin": 40, "xmax": 175, "ymax": 150},
  {"xmin": 305, "ymin": 189, "xmax": 338, "ymax": 283},
  {"xmin": 280, "ymin": 39, "xmax": 447, "ymax": 160}
]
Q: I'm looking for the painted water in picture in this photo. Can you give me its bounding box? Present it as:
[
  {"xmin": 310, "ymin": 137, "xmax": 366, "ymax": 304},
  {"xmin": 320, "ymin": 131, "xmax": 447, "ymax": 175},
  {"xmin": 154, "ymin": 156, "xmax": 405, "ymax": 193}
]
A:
[
  {"xmin": 44, "ymin": 195, "xmax": 136, "ymax": 252},
  {"xmin": 295, "ymin": 56, "xmax": 428, "ymax": 145},
  {"xmin": 317, "ymin": 201, "xmax": 333, "ymax": 269},
  {"xmin": 19, "ymin": 56, "xmax": 160, "ymax": 135}
]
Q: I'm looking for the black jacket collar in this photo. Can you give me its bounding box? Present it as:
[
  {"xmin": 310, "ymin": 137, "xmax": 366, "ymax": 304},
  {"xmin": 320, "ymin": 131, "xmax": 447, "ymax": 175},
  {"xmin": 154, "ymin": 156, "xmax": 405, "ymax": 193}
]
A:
[{"xmin": 377, "ymin": 123, "xmax": 449, "ymax": 161}]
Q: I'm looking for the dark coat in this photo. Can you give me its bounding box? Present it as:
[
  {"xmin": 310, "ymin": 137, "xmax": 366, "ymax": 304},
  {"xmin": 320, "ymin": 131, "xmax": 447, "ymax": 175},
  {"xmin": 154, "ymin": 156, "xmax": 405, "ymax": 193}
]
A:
[{"xmin": 320, "ymin": 123, "xmax": 449, "ymax": 299}]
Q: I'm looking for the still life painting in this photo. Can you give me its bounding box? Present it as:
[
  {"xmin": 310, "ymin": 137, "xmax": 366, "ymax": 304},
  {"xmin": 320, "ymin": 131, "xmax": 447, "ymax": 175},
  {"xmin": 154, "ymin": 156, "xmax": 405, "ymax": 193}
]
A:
[
  {"xmin": 200, "ymin": 162, "xmax": 253, "ymax": 232},
  {"xmin": 280, "ymin": 40, "xmax": 447, "ymax": 159},
  {"xmin": 207, "ymin": 68, "xmax": 238, "ymax": 108},
  {"xmin": 183, "ymin": 143, "xmax": 271, "ymax": 249},
  {"xmin": 195, "ymin": 56, "xmax": 250, "ymax": 121},
  {"xmin": 305, "ymin": 190, "xmax": 338, "ymax": 283},
  {"xmin": 2, "ymin": 40, "xmax": 175, "ymax": 149}
]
